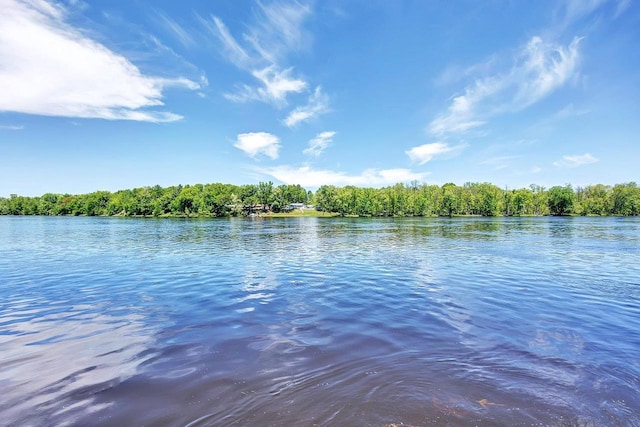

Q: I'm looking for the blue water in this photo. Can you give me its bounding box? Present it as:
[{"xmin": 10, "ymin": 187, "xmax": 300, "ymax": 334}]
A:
[{"xmin": 1, "ymin": 216, "xmax": 639, "ymax": 426}]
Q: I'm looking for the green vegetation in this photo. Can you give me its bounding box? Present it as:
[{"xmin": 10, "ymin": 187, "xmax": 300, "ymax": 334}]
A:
[
  {"xmin": 547, "ymin": 185, "xmax": 575, "ymax": 216},
  {"xmin": 1, "ymin": 181, "xmax": 639, "ymax": 217}
]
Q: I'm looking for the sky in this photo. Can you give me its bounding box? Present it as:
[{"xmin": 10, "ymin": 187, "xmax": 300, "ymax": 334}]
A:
[{"xmin": 1, "ymin": 0, "xmax": 639, "ymax": 197}]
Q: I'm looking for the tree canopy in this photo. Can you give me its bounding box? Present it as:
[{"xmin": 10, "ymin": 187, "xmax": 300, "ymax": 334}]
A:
[{"xmin": 1, "ymin": 181, "xmax": 638, "ymax": 217}]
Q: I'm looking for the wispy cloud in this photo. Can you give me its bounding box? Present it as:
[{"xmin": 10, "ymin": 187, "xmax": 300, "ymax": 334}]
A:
[
  {"xmin": 0, "ymin": 124, "xmax": 24, "ymax": 131},
  {"xmin": 303, "ymin": 131, "xmax": 335, "ymax": 157},
  {"xmin": 561, "ymin": 0, "xmax": 609, "ymax": 23},
  {"xmin": 138, "ymin": 32, "xmax": 206, "ymax": 89},
  {"xmin": 284, "ymin": 86, "xmax": 330, "ymax": 127},
  {"xmin": 224, "ymin": 66, "xmax": 307, "ymax": 107},
  {"xmin": 405, "ymin": 142, "xmax": 464, "ymax": 165},
  {"xmin": 259, "ymin": 165, "xmax": 429, "ymax": 188},
  {"xmin": 559, "ymin": 0, "xmax": 629, "ymax": 25},
  {"xmin": 435, "ymin": 55, "xmax": 498, "ymax": 87},
  {"xmin": 553, "ymin": 153, "xmax": 599, "ymax": 167},
  {"xmin": 206, "ymin": 2, "xmax": 318, "ymax": 109},
  {"xmin": 155, "ymin": 11, "xmax": 194, "ymax": 48},
  {"xmin": 554, "ymin": 103, "xmax": 590, "ymax": 119},
  {"xmin": 243, "ymin": 0, "xmax": 312, "ymax": 64},
  {"xmin": 200, "ymin": 15, "xmax": 253, "ymax": 69},
  {"xmin": 614, "ymin": 0, "xmax": 631, "ymax": 17},
  {"xmin": 0, "ymin": 0, "xmax": 201, "ymax": 122},
  {"xmin": 234, "ymin": 132, "xmax": 281, "ymax": 160},
  {"xmin": 430, "ymin": 36, "xmax": 581, "ymax": 137}
]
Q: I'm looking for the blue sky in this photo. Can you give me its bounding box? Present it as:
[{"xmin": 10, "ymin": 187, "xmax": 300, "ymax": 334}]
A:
[{"xmin": 1, "ymin": 0, "xmax": 638, "ymax": 196}]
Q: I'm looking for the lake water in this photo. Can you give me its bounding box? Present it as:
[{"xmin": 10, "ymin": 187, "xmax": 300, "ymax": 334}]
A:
[{"xmin": 1, "ymin": 216, "xmax": 639, "ymax": 426}]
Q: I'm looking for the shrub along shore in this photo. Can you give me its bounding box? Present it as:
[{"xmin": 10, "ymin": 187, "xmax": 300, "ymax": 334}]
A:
[{"xmin": 1, "ymin": 181, "xmax": 638, "ymax": 217}]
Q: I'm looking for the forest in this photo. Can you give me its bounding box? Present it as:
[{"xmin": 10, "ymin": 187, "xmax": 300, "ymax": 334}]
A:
[{"xmin": 1, "ymin": 181, "xmax": 639, "ymax": 217}]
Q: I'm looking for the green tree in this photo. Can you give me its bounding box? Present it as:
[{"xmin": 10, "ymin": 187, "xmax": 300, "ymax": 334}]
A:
[
  {"xmin": 475, "ymin": 183, "xmax": 501, "ymax": 216},
  {"xmin": 512, "ymin": 188, "xmax": 534, "ymax": 215},
  {"xmin": 108, "ymin": 190, "xmax": 136, "ymax": 216},
  {"xmin": 240, "ymin": 184, "xmax": 258, "ymax": 213},
  {"xmin": 583, "ymin": 184, "xmax": 611, "ymax": 215},
  {"xmin": 548, "ymin": 185, "xmax": 575, "ymax": 216},
  {"xmin": 171, "ymin": 185, "xmax": 205, "ymax": 216},
  {"xmin": 38, "ymin": 193, "xmax": 60, "ymax": 215},
  {"xmin": 256, "ymin": 181, "xmax": 274, "ymax": 212},
  {"xmin": 83, "ymin": 191, "xmax": 111, "ymax": 216},
  {"xmin": 611, "ymin": 182, "xmax": 640, "ymax": 215},
  {"xmin": 3, "ymin": 180, "xmax": 639, "ymax": 218},
  {"xmin": 315, "ymin": 185, "xmax": 338, "ymax": 213},
  {"xmin": 440, "ymin": 183, "xmax": 458, "ymax": 217},
  {"xmin": 530, "ymin": 185, "xmax": 548, "ymax": 215},
  {"xmin": 0, "ymin": 197, "xmax": 8, "ymax": 215}
]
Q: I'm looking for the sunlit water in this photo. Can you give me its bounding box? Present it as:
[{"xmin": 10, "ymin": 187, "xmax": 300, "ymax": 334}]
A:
[{"xmin": 1, "ymin": 216, "xmax": 639, "ymax": 426}]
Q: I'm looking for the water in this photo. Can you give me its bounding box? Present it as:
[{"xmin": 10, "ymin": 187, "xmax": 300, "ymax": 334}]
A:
[{"xmin": 1, "ymin": 216, "xmax": 639, "ymax": 426}]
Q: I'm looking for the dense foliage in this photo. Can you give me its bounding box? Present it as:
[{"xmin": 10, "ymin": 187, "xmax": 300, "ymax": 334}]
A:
[
  {"xmin": 0, "ymin": 183, "xmax": 308, "ymax": 217},
  {"xmin": 1, "ymin": 181, "xmax": 639, "ymax": 217},
  {"xmin": 314, "ymin": 182, "xmax": 640, "ymax": 217}
]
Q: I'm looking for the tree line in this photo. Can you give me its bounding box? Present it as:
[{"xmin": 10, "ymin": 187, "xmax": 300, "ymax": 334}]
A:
[
  {"xmin": 314, "ymin": 182, "xmax": 639, "ymax": 217},
  {"xmin": 1, "ymin": 181, "xmax": 638, "ymax": 217},
  {"xmin": 0, "ymin": 183, "xmax": 309, "ymax": 217}
]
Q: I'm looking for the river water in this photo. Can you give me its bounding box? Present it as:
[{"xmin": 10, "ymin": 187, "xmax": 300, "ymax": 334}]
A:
[{"xmin": 1, "ymin": 216, "xmax": 639, "ymax": 426}]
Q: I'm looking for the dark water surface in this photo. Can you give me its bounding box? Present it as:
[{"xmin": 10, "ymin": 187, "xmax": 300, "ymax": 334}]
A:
[{"xmin": 1, "ymin": 216, "xmax": 639, "ymax": 426}]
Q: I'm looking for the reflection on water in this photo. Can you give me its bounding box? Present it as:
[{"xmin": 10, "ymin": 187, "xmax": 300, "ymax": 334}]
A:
[
  {"xmin": 1, "ymin": 216, "xmax": 639, "ymax": 426},
  {"xmin": 0, "ymin": 302, "xmax": 156, "ymax": 425}
]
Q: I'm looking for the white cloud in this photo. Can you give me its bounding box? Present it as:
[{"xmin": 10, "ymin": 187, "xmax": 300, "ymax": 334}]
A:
[
  {"xmin": 202, "ymin": 15, "xmax": 253, "ymax": 69},
  {"xmin": 405, "ymin": 142, "xmax": 463, "ymax": 165},
  {"xmin": 284, "ymin": 86, "xmax": 330, "ymax": 127},
  {"xmin": 553, "ymin": 153, "xmax": 599, "ymax": 168},
  {"xmin": 208, "ymin": 3, "xmax": 313, "ymax": 108},
  {"xmin": 259, "ymin": 165, "xmax": 429, "ymax": 188},
  {"xmin": 0, "ymin": 0, "xmax": 201, "ymax": 122},
  {"xmin": 514, "ymin": 37, "xmax": 582, "ymax": 107},
  {"xmin": 244, "ymin": 0, "xmax": 311, "ymax": 64},
  {"xmin": 430, "ymin": 36, "xmax": 581, "ymax": 137},
  {"xmin": 224, "ymin": 66, "xmax": 307, "ymax": 107},
  {"xmin": 155, "ymin": 11, "xmax": 194, "ymax": 48},
  {"xmin": 0, "ymin": 124, "xmax": 24, "ymax": 130},
  {"xmin": 304, "ymin": 131, "xmax": 335, "ymax": 157},
  {"xmin": 234, "ymin": 132, "xmax": 281, "ymax": 160}
]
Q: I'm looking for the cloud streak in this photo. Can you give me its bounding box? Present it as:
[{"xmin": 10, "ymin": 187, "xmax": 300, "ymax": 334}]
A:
[
  {"xmin": 0, "ymin": 0, "xmax": 201, "ymax": 122},
  {"xmin": 224, "ymin": 66, "xmax": 307, "ymax": 107},
  {"xmin": 207, "ymin": 2, "xmax": 314, "ymax": 108},
  {"xmin": 155, "ymin": 11, "xmax": 194, "ymax": 48},
  {"xmin": 559, "ymin": 0, "xmax": 629, "ymax": 25},
  {"xmin": 553, "ymin": 153, "xmax": 599, "ymax": 167},
  {"xmin": 406, "ymin": 142, "xmax": 463, "ymax": 165},
  {"xmin": 430, "ymin": 36, "xmax": 582, "ymax": 137},
  {"xmin": 259, "ymin": 165, "xmax": 429, "ymax": 188},
  {"xmin": 284, "ymin": 86, "xmax": 330, "ymax": 127},
  {"xmin": 0, "ymin": 124, "xmax": 24, "ymax": 130},
  {"xmin": 244, "ymin": 0, "xmax": 311, "ymax": 64},
  {"xmin": 201, "ymin": 15, "xmax": 253, "ymax": 69},
  {"xmin": 303, "ymin": 131, "xmax": 335, "ymax": 157}
]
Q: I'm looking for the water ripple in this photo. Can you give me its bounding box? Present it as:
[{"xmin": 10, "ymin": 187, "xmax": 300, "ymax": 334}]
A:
[{"xmin": 1, "ymin": 216, "xmax": 639, "ymax": 426}]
